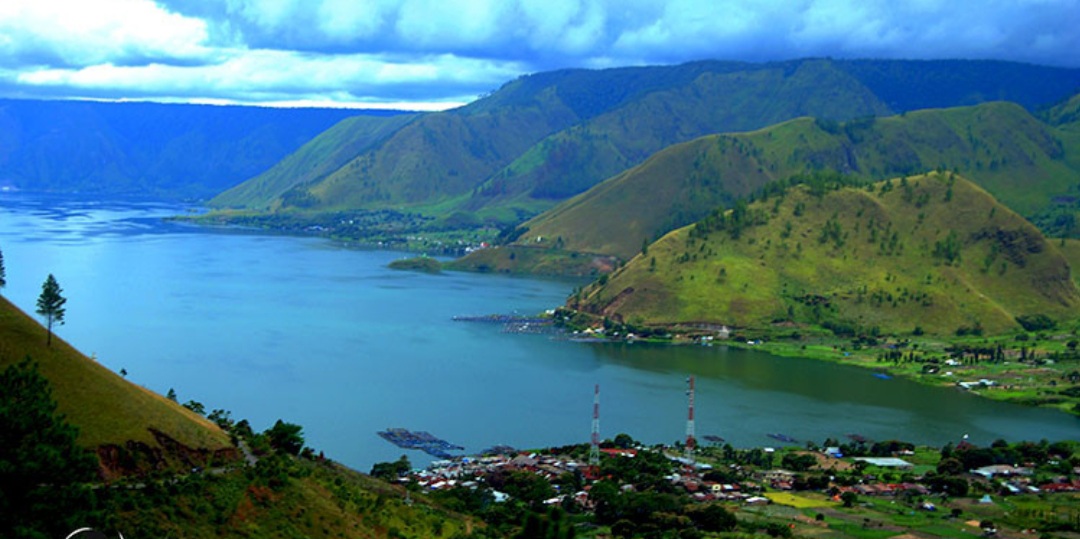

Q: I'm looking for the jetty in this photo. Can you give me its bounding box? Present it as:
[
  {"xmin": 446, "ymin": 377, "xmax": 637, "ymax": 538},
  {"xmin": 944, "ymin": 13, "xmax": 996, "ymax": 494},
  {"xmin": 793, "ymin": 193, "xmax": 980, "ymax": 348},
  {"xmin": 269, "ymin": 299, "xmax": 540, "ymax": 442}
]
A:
[{"xmin": 377, "ymin": 428, "xmax": 465, "ymax": 459}]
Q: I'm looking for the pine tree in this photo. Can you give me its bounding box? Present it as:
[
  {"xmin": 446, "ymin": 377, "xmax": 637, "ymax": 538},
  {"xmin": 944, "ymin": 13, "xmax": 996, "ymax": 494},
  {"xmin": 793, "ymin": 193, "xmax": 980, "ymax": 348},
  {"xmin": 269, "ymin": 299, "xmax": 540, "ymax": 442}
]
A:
[
  {"xmin": 36, "ymin": 274, "xmax": 67, "ymax": 347},
  {"xmin": 0, "ymin": 246, "xmax": 6, "ymax": 289}
]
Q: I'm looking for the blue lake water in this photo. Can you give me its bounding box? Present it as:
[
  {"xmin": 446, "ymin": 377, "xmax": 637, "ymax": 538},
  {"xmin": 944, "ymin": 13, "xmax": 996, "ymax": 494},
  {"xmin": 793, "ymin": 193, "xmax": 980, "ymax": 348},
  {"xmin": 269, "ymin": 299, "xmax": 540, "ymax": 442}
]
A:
[{"xmin": 0, "ymin": 193, "xmax": 1076, "ymax": 470}]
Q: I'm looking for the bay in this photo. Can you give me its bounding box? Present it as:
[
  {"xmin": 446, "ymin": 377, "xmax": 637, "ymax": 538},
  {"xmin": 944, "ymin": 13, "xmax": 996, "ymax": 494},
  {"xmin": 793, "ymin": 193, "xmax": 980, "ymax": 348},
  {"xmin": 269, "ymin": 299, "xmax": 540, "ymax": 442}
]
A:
[{"xmin": 0, "ymin": 193, "xmax": 1075, "ymax": 471}]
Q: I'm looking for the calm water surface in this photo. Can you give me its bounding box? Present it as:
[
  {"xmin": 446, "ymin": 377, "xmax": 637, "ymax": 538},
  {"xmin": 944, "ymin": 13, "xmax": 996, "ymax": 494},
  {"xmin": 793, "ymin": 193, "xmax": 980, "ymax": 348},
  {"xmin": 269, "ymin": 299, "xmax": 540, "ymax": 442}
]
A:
[{"xmin": 0, "ymin": 193, "xmax": 1075, "ymax": 470}]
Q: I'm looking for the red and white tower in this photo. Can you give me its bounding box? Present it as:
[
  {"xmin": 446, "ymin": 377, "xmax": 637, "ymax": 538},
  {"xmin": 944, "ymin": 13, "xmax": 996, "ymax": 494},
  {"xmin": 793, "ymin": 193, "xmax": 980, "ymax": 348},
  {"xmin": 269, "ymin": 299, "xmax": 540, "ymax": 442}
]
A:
[
  {"xmin": 589, "ymin": 384, "xmax": 600, "ymax": 468},
  {"xmin": 685, "ymin": 375, "xmax": 696, "ymax": 463}
]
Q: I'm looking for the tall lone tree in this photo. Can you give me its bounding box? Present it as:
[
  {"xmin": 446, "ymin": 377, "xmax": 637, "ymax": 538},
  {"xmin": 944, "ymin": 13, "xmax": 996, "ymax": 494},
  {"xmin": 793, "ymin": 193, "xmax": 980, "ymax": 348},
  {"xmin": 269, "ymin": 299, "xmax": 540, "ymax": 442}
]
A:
[
  {"xmin": 0, "ymin": 246, "xmax": 6, "ymax": 289},
  {"xmin": 36, "ymin": 274, "xmax": 66, "ymax": 346}
]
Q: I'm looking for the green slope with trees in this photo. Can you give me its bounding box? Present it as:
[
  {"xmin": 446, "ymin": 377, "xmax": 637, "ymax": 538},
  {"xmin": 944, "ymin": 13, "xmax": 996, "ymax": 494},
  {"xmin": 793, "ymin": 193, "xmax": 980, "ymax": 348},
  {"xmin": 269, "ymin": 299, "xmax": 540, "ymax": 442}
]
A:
[
  {"xmin": 466, "ymin": 101, "xmax": 1080, "ymax": 274},
  {"xmin": 567, "ymin": 173, "xmax": 1080, "ymax": 336}
]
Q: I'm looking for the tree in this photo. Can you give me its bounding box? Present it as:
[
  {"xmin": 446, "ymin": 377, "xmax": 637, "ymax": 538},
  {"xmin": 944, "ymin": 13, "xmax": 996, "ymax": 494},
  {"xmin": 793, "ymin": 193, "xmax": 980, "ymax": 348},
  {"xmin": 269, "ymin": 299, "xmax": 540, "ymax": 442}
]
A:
[
  {"xmin": 0, "ymin": 246, "xmax": 6, "ymax": 289},
  {"xmin": 0, "ymin": 358, "xmax": 99, "ymax": 537},
  {"xmin": 371, "ymin": 455, "xmax": 412, "ymax": 481},
  {"xmin": 266, "ymin": 419, "xmax": 305, "ymax": 455},
  {"xmin": 35, "ymin": 274, "xmax": 66, "ymax": 347}
]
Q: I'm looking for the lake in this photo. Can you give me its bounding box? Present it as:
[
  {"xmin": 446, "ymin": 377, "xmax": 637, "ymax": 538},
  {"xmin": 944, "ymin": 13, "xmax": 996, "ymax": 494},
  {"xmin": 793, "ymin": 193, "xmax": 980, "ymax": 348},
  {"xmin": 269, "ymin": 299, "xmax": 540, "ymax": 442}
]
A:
[{"xmin": 0, "ymin": 193, "xmax": 1075, "ymax": 470}]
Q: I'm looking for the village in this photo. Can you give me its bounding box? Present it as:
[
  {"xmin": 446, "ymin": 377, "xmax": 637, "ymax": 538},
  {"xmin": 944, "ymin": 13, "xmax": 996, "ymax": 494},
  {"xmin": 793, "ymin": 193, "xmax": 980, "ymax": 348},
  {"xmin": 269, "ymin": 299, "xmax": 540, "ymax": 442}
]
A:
[{"xmin": 374, "ymin": 434, "xmax": 1080, "ymax": 538}]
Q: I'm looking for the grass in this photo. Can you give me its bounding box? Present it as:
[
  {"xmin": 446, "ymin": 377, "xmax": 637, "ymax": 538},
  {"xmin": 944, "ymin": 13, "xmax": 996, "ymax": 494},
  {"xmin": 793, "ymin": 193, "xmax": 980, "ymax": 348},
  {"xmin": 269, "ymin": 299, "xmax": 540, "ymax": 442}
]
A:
[
  {"xmin": 0, "ymin": 295, "xmax": 230, "ymax": 451},
  {"xmin": 765, "ymin": 492, "xmax": 839, "ymax": 509}
]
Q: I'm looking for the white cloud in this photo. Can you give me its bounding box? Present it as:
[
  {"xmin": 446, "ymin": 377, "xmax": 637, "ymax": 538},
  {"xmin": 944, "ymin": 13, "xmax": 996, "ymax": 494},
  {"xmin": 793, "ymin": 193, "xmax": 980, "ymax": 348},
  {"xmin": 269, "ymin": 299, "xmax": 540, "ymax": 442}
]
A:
[
  {"xmin": 16, "ymin": 48, "xmax": 522, "ymax": 107},
  {"xmin": 0, "ymin": 0, "xmax": 212, "ymax": 67}
]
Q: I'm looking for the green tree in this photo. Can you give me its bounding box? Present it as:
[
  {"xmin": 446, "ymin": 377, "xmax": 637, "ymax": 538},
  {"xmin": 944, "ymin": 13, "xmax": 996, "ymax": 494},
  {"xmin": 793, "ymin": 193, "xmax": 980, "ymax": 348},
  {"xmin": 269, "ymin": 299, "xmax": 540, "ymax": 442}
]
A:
[
  {"xmin": 0, "ymin": 246, "xmax": 6, "ymax": 289},
  {"xmin": 0, "ymin": 358, "xmax": 99, "ymax": 538},
  {"xmin": 266, "ymin": 419, "xmax": 305, "ymax": 455},
  {"xmin": 371, "ymin": 455, "xmax": 412, "ymax": 481},
  {"xmin": 687, "ymin": 503, "xmax": 737, "ymax": 532},
  {"xmin": 841, "ymin": 491, "xmax": 858, "ymax": 507},
  {"xmin": 35, "ymin": 274, "xmax": 66, "ymax": 347}
]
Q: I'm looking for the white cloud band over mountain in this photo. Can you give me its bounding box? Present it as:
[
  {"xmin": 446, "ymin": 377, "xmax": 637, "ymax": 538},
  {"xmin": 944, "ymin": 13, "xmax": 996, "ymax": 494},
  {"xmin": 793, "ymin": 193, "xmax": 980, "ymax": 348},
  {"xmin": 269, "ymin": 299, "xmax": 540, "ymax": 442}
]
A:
[{"xmin": 2, "ymin": 0, "xmax": 1078, "ymax": 109}]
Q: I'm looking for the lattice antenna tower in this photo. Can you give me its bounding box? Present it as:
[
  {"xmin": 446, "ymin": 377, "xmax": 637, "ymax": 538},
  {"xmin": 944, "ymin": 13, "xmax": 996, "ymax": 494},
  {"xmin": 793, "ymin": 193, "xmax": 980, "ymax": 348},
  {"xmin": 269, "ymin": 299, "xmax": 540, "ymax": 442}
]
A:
[
  {"xmin": 685, "ymin": 375, "xmax": 696, "ymax": 463},
  {"xmin": 589, "ymin": 384, "xmax": 601, "ymax": 468}
]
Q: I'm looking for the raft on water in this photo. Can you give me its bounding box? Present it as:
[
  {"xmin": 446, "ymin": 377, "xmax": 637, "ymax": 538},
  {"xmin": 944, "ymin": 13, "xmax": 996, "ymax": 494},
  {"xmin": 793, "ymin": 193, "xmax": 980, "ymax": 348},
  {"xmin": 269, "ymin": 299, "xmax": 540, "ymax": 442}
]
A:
[
  {"xmin": 377, "ymin": 428, "xmax": 465, "ymax": 459},
  {"xmin": 767, "ymin": 433, "xmax": 799, "ymax": 444}
]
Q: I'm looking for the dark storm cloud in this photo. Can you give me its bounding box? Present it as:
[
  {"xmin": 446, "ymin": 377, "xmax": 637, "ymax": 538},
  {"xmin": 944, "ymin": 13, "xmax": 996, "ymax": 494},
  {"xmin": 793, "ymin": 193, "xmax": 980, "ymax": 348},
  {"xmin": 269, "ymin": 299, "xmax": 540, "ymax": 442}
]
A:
[{"xmin": 2, "ymin": 0, "xmax": 1078, "ymax": 109}]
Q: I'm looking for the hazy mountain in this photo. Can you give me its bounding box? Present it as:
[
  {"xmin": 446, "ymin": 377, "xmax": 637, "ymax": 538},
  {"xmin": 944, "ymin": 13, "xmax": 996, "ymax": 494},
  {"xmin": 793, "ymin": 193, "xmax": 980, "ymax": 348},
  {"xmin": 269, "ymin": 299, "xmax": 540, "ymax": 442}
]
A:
[{"xmin": 0, "ymin": 100, "xmax": 385, "ymax": 199}]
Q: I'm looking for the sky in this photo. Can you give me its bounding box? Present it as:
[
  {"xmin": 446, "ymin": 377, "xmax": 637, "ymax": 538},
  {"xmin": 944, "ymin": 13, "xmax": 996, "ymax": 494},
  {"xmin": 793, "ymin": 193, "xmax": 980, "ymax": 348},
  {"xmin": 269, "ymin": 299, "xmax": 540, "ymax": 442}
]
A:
[{"xmin": 1, "ymin": 0, "xmax": 1079, "ymax": 111}]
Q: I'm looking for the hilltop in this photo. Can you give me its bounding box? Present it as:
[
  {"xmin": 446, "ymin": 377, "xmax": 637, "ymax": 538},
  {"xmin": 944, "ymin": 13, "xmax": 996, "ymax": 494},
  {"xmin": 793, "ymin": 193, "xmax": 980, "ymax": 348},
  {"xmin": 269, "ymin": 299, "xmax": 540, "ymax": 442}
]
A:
[
  {"xmin": 566, "ymin": 173, "xmax": 1080, "ymax": 336},
  {"xmin": 459, "ymin": 100, "xmax": 1080, "ymax": 274},
  {"xmin": 207, "ymin": 59, "xmax": 1080, "ymax": 230}
]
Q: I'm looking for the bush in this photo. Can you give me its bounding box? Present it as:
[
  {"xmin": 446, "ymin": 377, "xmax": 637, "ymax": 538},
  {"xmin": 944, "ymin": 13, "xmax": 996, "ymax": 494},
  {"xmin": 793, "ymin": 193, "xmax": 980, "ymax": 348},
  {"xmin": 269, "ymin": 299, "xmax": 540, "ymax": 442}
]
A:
[{"xmin": 1016, "ymin": 314, "xmax": 1056, "ymax": 332}]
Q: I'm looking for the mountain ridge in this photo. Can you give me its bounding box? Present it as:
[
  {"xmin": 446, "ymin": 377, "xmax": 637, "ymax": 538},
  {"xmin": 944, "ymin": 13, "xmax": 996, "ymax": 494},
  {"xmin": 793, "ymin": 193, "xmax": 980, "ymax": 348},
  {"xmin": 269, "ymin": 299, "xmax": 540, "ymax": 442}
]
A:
[
  {"xmin": 457, "ymin": 100, "xmax": 1080, "ymax": 274},
  {"xmin": 210, "ymin": 58, "xmax": 1080, "ymax": 227}
]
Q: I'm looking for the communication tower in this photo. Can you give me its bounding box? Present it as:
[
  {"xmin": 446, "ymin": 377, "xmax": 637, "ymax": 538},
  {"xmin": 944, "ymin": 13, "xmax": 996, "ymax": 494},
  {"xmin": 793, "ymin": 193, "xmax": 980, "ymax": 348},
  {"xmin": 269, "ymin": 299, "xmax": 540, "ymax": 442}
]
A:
[
  {"xmin": 589, "ymin": 384, "xmax": 601, "ymax": 468},
  {"xmin": 685, "ymin": 375, "xmax": 696, "ymax": 463}
]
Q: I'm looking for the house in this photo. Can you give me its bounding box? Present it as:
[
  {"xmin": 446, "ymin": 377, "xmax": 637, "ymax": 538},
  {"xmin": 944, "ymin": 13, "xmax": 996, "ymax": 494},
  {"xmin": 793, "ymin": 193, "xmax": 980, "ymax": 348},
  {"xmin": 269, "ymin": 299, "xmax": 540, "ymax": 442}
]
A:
[
  {"xmin": 971, "ymin": 465, "xmax": 1033, "ymax": 479},
  {"xmin": 853, "ymin": 457, "xmax": 913, "ymax": 469}
]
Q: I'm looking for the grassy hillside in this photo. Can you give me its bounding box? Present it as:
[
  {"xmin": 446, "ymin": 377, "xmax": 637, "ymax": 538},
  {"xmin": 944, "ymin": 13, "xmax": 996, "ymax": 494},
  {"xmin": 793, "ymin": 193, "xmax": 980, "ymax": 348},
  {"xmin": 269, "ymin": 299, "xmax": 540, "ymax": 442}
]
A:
[
  {"xmin": 462, "ymin": 59, "xmax": 891, "ymax": 213},
  {"xmin": 570, "ymin": 173, "xmax": 1080, "ymax": 336},
  {"xmin": 0, "ymin": 99, "xmax": 371, "ymax": 199},
  {"xmin": 0, "ymin": 295, "xmax": 231, "ymax": 465},
  {"xmin": 98, "ymin": 456, "xmax": 478, "ymax": 539},
  {"xmin": 495, "ymin": 101, "xmax": 1080, "ymax": 266},
  {"xmin": 211, "ymin": 59, "xmax": 1080, "ymax": 229},
  {"xmin": 211, "ymin": 113, "xmax": 417, "ymax": 209}
]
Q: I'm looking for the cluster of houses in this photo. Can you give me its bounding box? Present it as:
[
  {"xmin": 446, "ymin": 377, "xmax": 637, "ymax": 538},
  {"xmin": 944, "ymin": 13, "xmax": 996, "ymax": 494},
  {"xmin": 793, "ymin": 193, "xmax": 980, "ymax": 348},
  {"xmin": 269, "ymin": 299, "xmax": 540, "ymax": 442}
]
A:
[{"xmin": 398, "ymin": 445, "xmax": 1079, "ymax": 509}]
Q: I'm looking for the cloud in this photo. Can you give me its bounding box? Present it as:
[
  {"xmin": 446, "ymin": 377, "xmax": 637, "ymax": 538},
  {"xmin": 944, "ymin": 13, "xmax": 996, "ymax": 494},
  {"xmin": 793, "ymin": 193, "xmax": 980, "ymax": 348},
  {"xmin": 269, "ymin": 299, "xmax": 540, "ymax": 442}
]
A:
[
  {"xmin": 14, "ymin": 49, "xmax": 523, "ymax": 109},
  {"xmin": 0, "ymin": 0, "xmax": 213, "ymax": 67},
  {"xmin": 2, "ymin": 0, "xmax": 1078, "ymax": 108}
]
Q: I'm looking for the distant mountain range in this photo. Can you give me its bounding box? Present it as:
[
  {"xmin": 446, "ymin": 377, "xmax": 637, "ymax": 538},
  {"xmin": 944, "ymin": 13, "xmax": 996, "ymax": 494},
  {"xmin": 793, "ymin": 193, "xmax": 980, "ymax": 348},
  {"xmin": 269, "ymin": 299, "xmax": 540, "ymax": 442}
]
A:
[
  {"xmin": 0, "ymin": 100, "xmax": 382, "ymax": 199},
  {"xmin": 210, "ymin": 58, "xmax": 1080, "ymax": 225}
]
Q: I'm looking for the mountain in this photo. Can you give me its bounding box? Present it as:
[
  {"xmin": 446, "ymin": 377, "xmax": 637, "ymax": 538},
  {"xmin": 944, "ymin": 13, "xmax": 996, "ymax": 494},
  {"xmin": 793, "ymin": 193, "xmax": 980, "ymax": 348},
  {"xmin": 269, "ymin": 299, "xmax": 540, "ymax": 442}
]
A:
[
  {"xmin": 457, "ymin": 100, "xmax": 1080, "ymax": 274},
  {"xmin": 211, "ymin": 59, "xmax": 1080, "ymax": 225},
  {"xmin": 0, "ymin": 100, "xmax": 382, "ymax": 199},
  {"xmin": 567, "ymin": 173, "xmax": 1080, "ymax": 336},
  {"xmin": 0, "ymin": 295, "xmax": 233, "ymax": 476}
]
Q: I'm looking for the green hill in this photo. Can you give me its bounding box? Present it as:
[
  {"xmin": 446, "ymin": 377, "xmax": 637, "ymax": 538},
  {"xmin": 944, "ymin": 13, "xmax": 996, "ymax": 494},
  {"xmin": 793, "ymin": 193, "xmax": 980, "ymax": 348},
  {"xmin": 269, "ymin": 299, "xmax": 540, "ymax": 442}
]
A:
[
  {"xmin": 0, "ymin": 295, "xmax": 233, "ymax": 475},
  {"xmin": 211, "ymin": 113, "xmax": 418, "ymax": 209},
  {"xmin": 568, "ymin": 173, "xmax": 1080, "ymax": 336},
  {"xmin": 466, "ymin": 101, "xmax": 1080, "ymax": 273},
  {"xmin": 210, "ymin": 59, "xmax": 1080, "ymax": 228}
]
